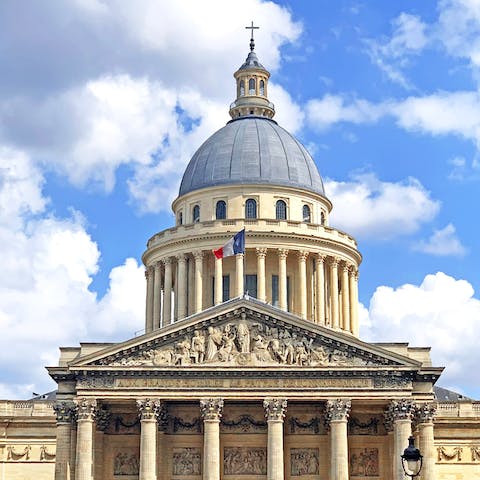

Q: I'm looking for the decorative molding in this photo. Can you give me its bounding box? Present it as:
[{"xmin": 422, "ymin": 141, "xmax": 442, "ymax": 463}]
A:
[
  {"xmin": 325, "ymin": 399, "xmax": 351, "ymax": 425},
  {"xmin": 264, "ymin": 398, "xmax": 287, "ymax": 421},
  {"xmin": 472, "ymin": 446, "xmax": 480, "ymax": 462},
  {"xmin": 348, "ymin": 416, "xmax": 380, "ymax": 435},
  {"xmin": 289, "ymin": 416, "xmax": 323, "ymax": 434},
  {"xmin": 200, "ymin": 398, "xmax": 224, "ymax": 421},
  {"xmin": 40, "ymin": 446, "xmax": 56, "ymax": 461},
  {"xmin": 96, "ymin": 405, "xmax": 111, "ymax": 432},
  {"xmin": 113, "ymin": 415, "xmax": 140, "ymax": 434},
  {"xmin": 172, "ymin": 416, "xmax": 202, "ymax": 433},
  {"xmin": 6, "ymin": 445, "xmax": 31, "ymax": 461},
  {"xmin": 157, "ymin": 402, "xmax": 169, "ymax": 432},
  {"xmin": 437, "ymin": 446, "xmax": 462, "ymax": 462},
  {"xmin": 221, "ymin": 414, "xmax": 267, "ymax": 432}
]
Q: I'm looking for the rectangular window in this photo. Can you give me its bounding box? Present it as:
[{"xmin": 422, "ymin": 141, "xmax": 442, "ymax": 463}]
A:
[
  {"xmin": 212, "ymin": 275, "xmax": 230, "ymax": 303},
  {"xmin": 245, "ymin": 274, "xmax": 257, "ymax": 298},
  {"xmin": 271, "ymin": 275, "xmax": 290, "ymax": 310}
]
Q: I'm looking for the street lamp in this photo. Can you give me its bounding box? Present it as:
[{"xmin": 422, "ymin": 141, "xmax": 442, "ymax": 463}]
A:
[{"xmin": 401, "ymin": 436, "xmax": 423, "ymax": 478}]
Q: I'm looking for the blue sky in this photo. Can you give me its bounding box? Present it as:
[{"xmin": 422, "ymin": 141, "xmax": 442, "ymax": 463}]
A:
[{"xmin": 0, "ymin": 0, "xmax": 479, "ymax": 399}]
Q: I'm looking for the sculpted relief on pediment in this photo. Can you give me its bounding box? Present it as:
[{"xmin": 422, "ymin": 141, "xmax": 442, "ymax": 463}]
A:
[{"xmin": 97, "ymin": 318, "xmax": 393, "ymax": 368}]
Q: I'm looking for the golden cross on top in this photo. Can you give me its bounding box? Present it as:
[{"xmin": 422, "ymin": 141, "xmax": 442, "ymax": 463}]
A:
[{"xmin": 245, "ymin": 21, "xmax": 259, "ymax": 51}]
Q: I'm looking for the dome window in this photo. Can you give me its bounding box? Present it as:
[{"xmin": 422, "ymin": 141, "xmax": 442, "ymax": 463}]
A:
[
  {"xmin": 216, "ymin": 200, "xmax": 227, "ymax": 220},
  {"xmin": 192, "ymin": 205, "xmax": 200, "ymax": 223},
  {"xmin": 302, "ymin": 205, "xmax": 311, "ymax": 223},
  {"xmin": 276, "ymin": 200, "xmax": 287, "ymax": 220},
  {"xmin": 248, "ymin": 78, "xmax": 256, "ymax": 95},
  {"xmin": 240, "ymin": 80, "xmax": 245, "ymax": 96},
  {"xmin": 178, "ymin": 211, "xmax": 183, "ymax": 226},
  {"xmin": 245, "ymin": 199, "xmax": 257, "ymax": 219},
  {"xmin": 259, "ymin": 79, "xmax": 265, "ymax": 95},
  {"xmin": 321, "ymin": 211, "xmax": 326, "ymax": 225}
]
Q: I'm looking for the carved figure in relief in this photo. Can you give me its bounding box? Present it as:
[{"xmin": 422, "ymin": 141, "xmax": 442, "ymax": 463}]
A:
[
  {"xmin": 172, "ymin": 448, "xmax": 201, "ymax": 475},
  {"xmin": 237, "ymin": 321, "xmax": 250, "ymax": 353},
  {"xmin": 113, "ymin": 451, "xmax": 139, "ymax": 475},
  {"xmin": 350, "ymin": 448, "xmax": 379, "ymax": 477},
  {"xmin": 191, "ymin": 330, "xmax": 205, "ymax": 363},
  {"xmin": 224, "ymin": 447, "xmax": 267, "ymax": 475},
  {"xmin": 206, "ymin": 326, "xmax": 223, "ymax": 361},
  {"xmin": 291, "ymin": 448, "xmax": 319, "ymax": 475},
  {"xmin": 107, "ymin": 318, "xmax": 375, "ymax": 368}
]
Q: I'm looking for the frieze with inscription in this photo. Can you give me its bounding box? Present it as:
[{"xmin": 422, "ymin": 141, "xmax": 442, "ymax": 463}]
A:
[{"xmin": 94, "ymin": 317, "xmax": 395, "ymax": 368}]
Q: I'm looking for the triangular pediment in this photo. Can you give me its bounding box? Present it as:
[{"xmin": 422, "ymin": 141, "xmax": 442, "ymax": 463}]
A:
[{"xmin": 69, "ymin": 298, "xmax": 421, "ymax": 371}]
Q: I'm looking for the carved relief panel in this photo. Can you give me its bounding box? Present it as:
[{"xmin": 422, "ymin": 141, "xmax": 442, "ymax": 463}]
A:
[
  {"xmin": 223, "ymin": 447, "xmax": 267, "ymax": 475},
  {"xmin": 290, "ymin": 448, "xmax": 320, "ymax": 476},
  {"xmin": 349, "ymin": 448, "xmax": 379, "ymax": 477},
  {"xmin": 172, "ymin": 448, "xmax": 201, "ymax": 476},
  {"xmin": 113, "ymin": 449, "xmax": 140, "ymax": 476}
]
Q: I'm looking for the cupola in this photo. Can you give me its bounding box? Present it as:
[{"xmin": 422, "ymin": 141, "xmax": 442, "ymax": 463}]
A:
[{"xmin": 229, "ymin": 23, "xmax": 275, "ymax": 119}]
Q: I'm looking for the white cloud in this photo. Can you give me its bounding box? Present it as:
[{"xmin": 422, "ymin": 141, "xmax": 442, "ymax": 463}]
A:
[
  {"xmin": 414, "ymin": 224, "xmax": 467, "ymax": 256},
  {"xmin": 361, "ymin": 272, "xmax": 480, "ymax": 398},
  {"xmin": 365, "ymin": 13, "xmax": 428, "ymax": 89},
  {"xmin": 325, "ymin": 173, "xmax": 440, "ymax": 239},
  {"xmin": 306, "ymin": 94, "xmax": 383, "ymax": 131},
  {"xmin": 0, "ymin": 147, "xmax": 145, "ymax": 397}
]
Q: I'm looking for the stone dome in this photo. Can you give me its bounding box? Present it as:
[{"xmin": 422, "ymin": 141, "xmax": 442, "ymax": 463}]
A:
[{"xmin": 179, "ymin": 117, "xmax": 325, "ymax": 197}]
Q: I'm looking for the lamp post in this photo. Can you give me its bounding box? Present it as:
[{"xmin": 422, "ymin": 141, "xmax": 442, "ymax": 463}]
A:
[{"xmin": 401, "ymin": 436, "xmax": 423, "ymax": 478}]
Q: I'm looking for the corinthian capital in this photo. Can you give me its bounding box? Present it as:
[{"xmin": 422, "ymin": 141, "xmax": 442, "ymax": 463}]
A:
[
  {"xmin": 386, "ymin": 399, "xmax": 415, "ymax": 422},
  {"xmin": 256, "ymin": 247, "xmax": 267, "ymax": 259},
  {"xmin": 325, "ymin": 399, "xmax": 351, "ymax": 425},
  {"xmin": 75, "ymin": 398, "xmax": 97, "ymax": 421},
  {"xmin": 193, "ymin": 250, "xmax": 204, "ymax": 261},
  {"xmin": 200, "ymin": 398, "xmax": 224, "ymax": 421},
  {"xmin": 263, "ymin": 398, "xmax": 287, "ymax": 421},
  {"xmin": 137, "ymin": 399, "xmax": 161, "ymax": 420},
  {"xmin": 53, "ymin": 401, "xmax": 75, "ymax": 424},
  {"xmin": 415, "ymin": 402, "xmax": 436, "ymax": 423}
]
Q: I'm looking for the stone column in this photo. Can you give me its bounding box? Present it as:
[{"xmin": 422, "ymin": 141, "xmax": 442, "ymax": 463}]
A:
[
  {"xmin": 200, "ymin": 398, "xmax": 224, "ymax": 480},
  {"xmin": 214, "ymin": 256, "xmax": 223, "ymax": 305},
  {"xmin": 177, "ymin": 254, "xmax": 187, "ymax": 319},
  {"xmin": 278, "ymin": 249, "xmax": 289, "ymax": 311},
  {"xmin": 236, "ymin": 253, "xmax": 244, "ymax": 296},
  {"xmin": 297, "ymin": 251, "xmax": 308, "ymax": 319},
  {"xmin": 351, "ymin": 269, "xmax": 359, "ymax": 336},
  {"xmin": 325, "ymin": 399, "xmax": 351, "ymax": 480},
  {"xmin": 75, "ymin": 399, "xmax": 96, "ymax": 480},
  {"xmin": 145, "ymin": 266, "xmax": 154, "ymax": 333},
  {"xmin": 386, "ymin": 399, "xmax": 415, "ymax": 480},
  {"xmin": 193, "ymin": 251, "xmax": 204, "ymax": 313},
  {"xmin": 153, "ymin": 262, "xmax": 162, "ymax": 330},
  {"xmin": 137, "ymin": 399, "xmax": 161, "ymax": 480},
  {"xmin": 341, "ymin": 263, "xmax": 350, "ymax": 332},
  {"xmin": 264, "ymin": 398, "xmax": 287, "ymax": 480},
  {"xmin": 330, "ymin": 258, "xmax": 340, "ymax": 329},
  {"xmin": 162, "ymin": 258, "xmax": 172, "ymax": 327},
  {"xmin": 256, "ymin": 248, "xmax": 267, "ymax": 301},
  {"xmin": 94, "ymin": 405, "xmax": 111, "ymax": 480},
  {"xmin": 315, "ymin": 254, "xmax": 326, "ymax": 325},
  {"xmin": 187, "ymin": 255, "xmax": 195, "ymax": 316},
  {"xmin": 416, "ymin": 403, "xmax": 436, "ymax": 480},
  {"xmin": 53, "ymin": 402, "xmax": 74, "ymax": 480},
  {"xmin": 70, "ymin": 411, "xmax": 77, "ymax": 480}
]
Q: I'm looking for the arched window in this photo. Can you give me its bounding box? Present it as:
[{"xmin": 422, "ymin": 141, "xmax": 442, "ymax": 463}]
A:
[
  {"xmin": 178, "ymin": 211, "xmax": 183, "ymax": 226},
  {"xmin": 245, "ymin": 198, "xmax": 257, "ymax": 219},
  {"xmin": 216, "ymin": 200, "xmax": 227, "ymax": 220},
  {"xmin": 302, "ymin": 205, "xmax": 311, "ymax": 223},
  {"xmin": 248, "ymin": 78, "xmax": 256, "ymax": 95},
  {"xmin": 320, "ymin": 211, "xmax": 326, "ymax": 225},
  {"xmin": 240, "ymin": 80, "xmax": 245, "ymax": 96},
  {"xmin": 259, "ymin": 79, "xmax": 265, "ymax": 95},
  {"xmin": 276, "ymin": 200, "xmax": 287, "ymax": 220},
  {"xmin": 192, "ymin": 205, "xmax": 200, "ymax": 223}
]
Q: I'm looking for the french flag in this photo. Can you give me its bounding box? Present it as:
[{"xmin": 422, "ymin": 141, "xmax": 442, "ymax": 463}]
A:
[{"xmin": 213, "ymin": 229, "xmax": 245, "ymax": 259}]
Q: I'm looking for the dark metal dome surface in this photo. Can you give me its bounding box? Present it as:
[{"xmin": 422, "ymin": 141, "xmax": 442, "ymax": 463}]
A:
[{"xmin": 179, "ymin": 117, "xmax": 325, "ymax": 197}]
